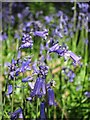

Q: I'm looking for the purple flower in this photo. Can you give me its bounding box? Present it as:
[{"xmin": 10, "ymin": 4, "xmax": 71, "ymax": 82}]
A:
[
  {"xmin": 67, "ymin": 51, "xmax": 81, "ymax": 64},
  {"xmin": 22, "ymin": 76, "xmax": 33, "ymax": 82},
  {"xmin": 30, "ymin": 77, "xmax": 46, "ymax": 97},
  {"xmin": 22, "ymin": 7, "xmax": 30, "ymax": 17},
  {"xmin": 39, "ymin": 65, "xmax": 49, "ymax": 76},
  {"xmin": 32, "ymin": 61, "xmax": 39, "ymax": 74},
  {"xmin": 34, "ymin": 30, "xmax": 48, "ymax": 39},
  {"xmin": 7, "ymin": 59, "xmax": 17, "ymax": 79},
  {"xmin": 49, "ymin": 43, "xmax": 60, "ymax": 53},
  {"xmin": 84, "ymin": 91, "xmax": 90, "ymax": 98},
  {"xmin": 17, "ymin": 51, "xmax": 21, "ymax": 60},
  {"xmin": 49, "ymin": 43, "xmax": 68, "ymax": 57},
  {"xmin": 6, "ymin": 84, "xmax": 13, "ymax": 95},
  {"xmin": 19, "ymin": 33, "xmax": 33, "ymax": 49},
  {"xmin": 40, "ymin": 102, "xmax": 46, "ymax": 119},
  {"xmin": 47, "ymin": 88, "xmax": 56, "ymax": 106},
  {"xmin": 30, "ymin": 77, "xmax": 41, "ymax": 97},
  {"xmin": 26, "ymin": 97, "xmax": 32, "ymax": 101},
  {"xmin": 78, "ymin": 3, "xmax": 89, "ymax": 13},
  {"xmin": 19, "ymin": 58, "xmax": 31, "ymax": 73},
  {"xmin": 44, "ymin": 16, "xmax": 53, "ymax": 23},
  {"xmin": 14, "ymin": 33, "xmax": 20, "ymax": 40},
  {"xmin": 19, "ymin": 112, "xmax": 23, "ymax": 119},
  {"xmin": 10, "ymin": 108, "xmax": 22, "ymax": 120},
  {"xmin": 40, "ymin": 43, "xmax": 45, "ymax": 55},
  {"xmin": 1, "ymin": 32, "xmax": 8, "ymax": 41},
  {"xmin": 55, "ymin": 28, "xmax": 63, "ymax": 38},
  {"xmin": 62, "ymin": 67, "xmax": 75, "ymax": 82}
]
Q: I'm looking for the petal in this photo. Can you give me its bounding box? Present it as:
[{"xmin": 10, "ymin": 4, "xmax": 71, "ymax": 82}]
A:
[
  {"xmin": 47, "ymin": 88, "xmax": 56, "ymax": 106},
  {"xmin": 40, "ymin": 102, "xmax": 46, "ymax": 119},
  {"xmin": 68, "ymin": 51, "xmax": 81, "ymax": 63},
  {"xmin": 22, "ymin": 76, "xmax": 33, "ymax": 82},
  {"xmin": 10, "ymin": 108, "xmax": 22, "ymax": 120},
  {"xmin": 6, "ymin": 85, "xmax": 13, "ymax": 95},
  {"xmin": 26, "ymin": 97, "xmax": 32, "ymax": 101}
]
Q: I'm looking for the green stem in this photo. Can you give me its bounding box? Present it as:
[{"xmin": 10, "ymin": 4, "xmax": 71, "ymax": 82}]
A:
[
  {"xmin": 0, "ymin": 81, "xmax": 2, "ymax": 119},
  {"xmin": 74, "ymin": 1, "xmax": 76, "ymax": 31},
  {"xmin": 73, "ymin": 0, "xmax": 77, "ymax": 52},
  {"xmin": 36, "ymin": 98, "xmax": 39, "ymax": 118},
  {"xmin": 12, "ymin": 77, "xmax": 15, "ymax": 112}
]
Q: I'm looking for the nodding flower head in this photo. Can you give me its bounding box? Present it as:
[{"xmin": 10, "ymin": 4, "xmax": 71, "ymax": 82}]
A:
[
  {"xmin": 6, "ymin": 59, "xmax": 17, "ymax": 79},
  {"xmin": 78, "ymin": 3, "xmax": 89, "ymax": 13},
  {"xmin": 67, "ymin": 51, "xmax": 81, "ymax": 64},
  {"xmin": 10, "ymin": 108, "xmax": 23, "ymax": 120},
  {"xmin": 47, "ymin": 87, "xmax": 57, "ymax": 106},
  {"xmin": 39, "ymin": 65, "xmax": 49, "ymax": 76},
  {"xmin": 32, "ymin": 61, "xmax": 39, "ymax": 75},
  {"xmin": 33, "ymin": 29, "xmax": 48, "ymax": 39},
  {"xmin": 30, "ymin": 77, "xmax": 46, "ymax": 98},
  {"xmin": 6, "ymin": 84, "xmax": 13, "ymax": 95},
  {"xmin": 62, "ymin": 67, "xmax": 75, "ymax": 82},
  {"xmin": 49, "ymin": 42, "xmax": 68, "ymax": 57},
  {"xmin": 22, "ymin": 76, "xmax": 33, "ymax": 82},
  {"xmin": 40, "ymin": 102, "xmax": 46, "ymax": 119},
  {"xmin": 18, "ymin": 58, "xmax": 31, "ymax": 73},
  {"xmin": 84, "ymin": 91, "xmax": 90, "ymax": 98},
  {"xmin": 19, "ymin": 33, "xmax": 33, "ymax": 49}
]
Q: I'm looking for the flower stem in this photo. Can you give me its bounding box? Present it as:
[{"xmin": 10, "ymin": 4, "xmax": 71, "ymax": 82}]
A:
[{"xmin": 12, "ymin": 77, "xmax": 15, "ymax": 112}]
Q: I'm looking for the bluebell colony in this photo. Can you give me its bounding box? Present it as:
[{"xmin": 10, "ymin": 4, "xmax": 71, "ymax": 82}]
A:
[
  {"xmin": 5, "ymin": 30, "xmax": 81, "ymax": 119},
  {"xmin": 3, "ymin": 2, "xmax": 89, "ymax": 120}
]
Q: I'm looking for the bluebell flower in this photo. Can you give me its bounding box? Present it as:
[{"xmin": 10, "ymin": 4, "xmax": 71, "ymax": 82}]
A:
[
  {"xmin": 67, "ymin": 51, "xmax": 81, "ymax": 64},
  {"xmin": 1, "ymin": 32, "xmax": 8, "ymax": 41},
  {"xmin": 84, "ymin": 91, "xmax": 90, "ymax": 98},
  {"xmin": 23, "ymin": 22, "xmax": 32, "ymax": 33},
  {"xmin": 33, "ymin": 29, "xmax": 48, "ymax": 39},
  {"xmin": 6, "ymin": 84, "xmax": 13, "ymax": 95},
  {"xmin": 22, "ymin": 76, "xmax": 33, "ymax": 82},
  {"xmin": 62, "ymin": 67, "xmax": 75, "ymax": 82},
  {"xmin": 39, "ymin": 65, "xmax": 49, "ymax": 76},
  {"xmin": 32, "ymin": 61, "xmax": 39, "ymax": 75},
  {"xmin": 30, "ymin": 77, "xmax": 41, "ymax": 97},
  {"xmin": 19, "ymin": 58, "xmax": 31, "ymax": 73},
  {"xmin": 47, "ymin": 87, "xmax": 56, "ymax": 106},
  {"xmin": 40, "ymin": 102, "xmax": 46, "ymax": 119},
  {"xmin": 40, "ymin": 43, "xmax": 45, "ymax": 55},
  {"xmin": 78, "ymin": 3, "xmax": 89, "ymax": 13},
  {"xmin": 19, "ymin": 33, "xmax": 33, "ymax": 49},
  {"xmin": 56, "ymin": 10, "xmax": 63, "ymax": 17},
  {"xmin": 30, "ymin": 77, "xmax": 46, "ymax": 97},
  {"xmin": 35, "ymin": 11, "xmax": 43, "ymax": 18},
  {"xmin": 10, "ymin": 108, "xmax": 22, "ymax": 120},
  {"xmin": 7, "ymin": 59, "xmax": 17, "ymax": 79},
  {"xmin": 49, "ymin": 43, "xmax": 68, "ymax": 57},
  {"xmin": 19, "ymin": 111, "xmax": 23, "ymax": 119},
  {"xmin": 17, "ymin": 51, "xmax": 21, "ymax": 60},
  {"xmin": 26, "ymin": 97, "xmax": 32, "ymax": 101},
  {"xmin": 44, "ymin": 15, "xmax": 53, "ymax": 23},
  {"xmin": 55, "ymin": 28, "xmax": 63, "ymax": 38},
  {"xmin": 14, "ymin": 33, "xmax": 20, "ymax": 40},
  {"xmin": 22, "ymin": 7, "xmax": 30, "ymax": 17},
  {"xmin": 28, "ymin": 81, "xmax": 35, "ymax": 90}
]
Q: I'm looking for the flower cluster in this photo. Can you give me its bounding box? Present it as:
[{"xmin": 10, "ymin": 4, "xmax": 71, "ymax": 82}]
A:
[
  {"xmin": 19, "ymin": 33, "xmax": 33, "ymax": 49},
  {"xmin": 62, "ymin": 67, "xmax": 75, "ymax": 82},
  {"xmin": 49, "ymin": 41, "xmax": 81, "ymax": 64}
]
